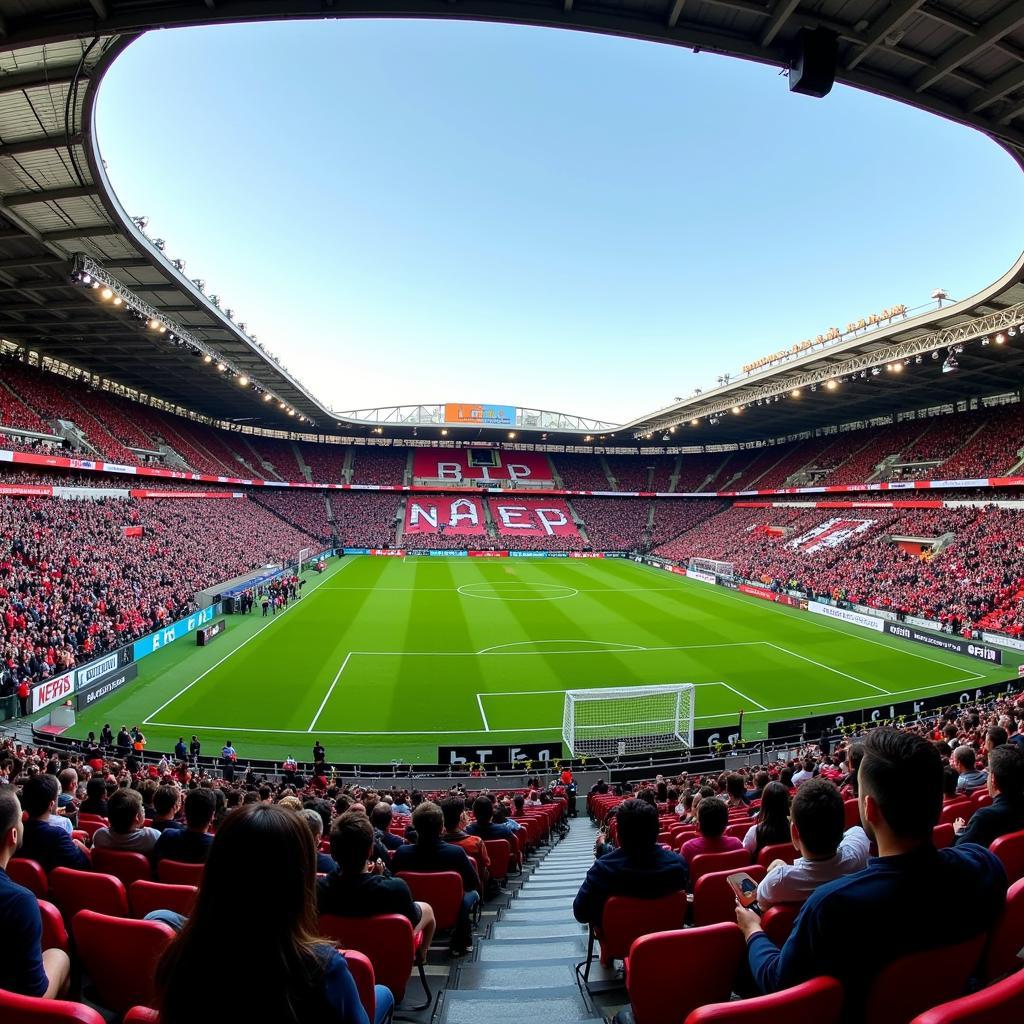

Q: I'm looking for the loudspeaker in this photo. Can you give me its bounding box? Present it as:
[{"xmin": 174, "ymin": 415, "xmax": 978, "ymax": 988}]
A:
[{"xmin": 789, "ymin": 27, "xmax": 838, "ymax": 98}]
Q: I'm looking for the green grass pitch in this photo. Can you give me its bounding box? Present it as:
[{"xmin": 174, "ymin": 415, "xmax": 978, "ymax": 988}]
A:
[{"xmin": 65, "ymin": 555, "xmax": 1017, "ymax": 764}]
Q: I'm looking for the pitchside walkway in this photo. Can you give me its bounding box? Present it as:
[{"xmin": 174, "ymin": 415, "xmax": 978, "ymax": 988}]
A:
[{"xmin": 437, "ymin": 818, "xmax": 620, "ymax": 1024}]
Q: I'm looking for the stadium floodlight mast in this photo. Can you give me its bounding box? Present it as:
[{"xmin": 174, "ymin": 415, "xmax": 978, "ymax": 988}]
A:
[{"xmin": 562, "ymin": 683, "xmax": 695, "ymax": 758}]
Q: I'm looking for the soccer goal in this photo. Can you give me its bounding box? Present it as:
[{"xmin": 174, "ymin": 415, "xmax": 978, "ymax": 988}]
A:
[
  {"xmin": 296, "ymin": 546, "xmax": 311, "ymax": 574},
  {"xmin": 562, "ymin": 683, "xmax": 695, "ymax": 757},
  {"xmin": 688, "ymin": 557, "xmax": 734, "ymax": 580}
]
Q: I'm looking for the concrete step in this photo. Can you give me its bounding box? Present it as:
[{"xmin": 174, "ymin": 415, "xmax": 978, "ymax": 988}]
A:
[
  {"xmin": 491, "ymin": 922, "xmax": 584, "ymax": 940},
  {"xmin": 439, "ymin": 987, "xmax": 601, "ymax": 1024},
  {"xmin": 477, "ymin": 936, "xmax": 587, "ymax": 962},
  {"xmin": 454, "ymin": 962, "xmax": 578, "ymax": 991},
  {"xmin": 499, "ymin": 908, "xmax": 580, "ymax": 925}
]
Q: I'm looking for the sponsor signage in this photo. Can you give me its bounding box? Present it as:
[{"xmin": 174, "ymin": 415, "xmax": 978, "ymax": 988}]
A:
[
  {"xmin": 884, "ymin": 621, "xmax": 1002, "ymax": 664},
  {"xmin": 443, "ymin": 403, "xmax": 517, "ymax": 427},
  {"xmin": 197, "ymin": 619, "xmax": 228, "ymax": 646},
  {"xmin": 694, "ymin": 722, "xmax": 743, "ymax": 748},
  {"xmin": 739, "ymin": 583, "xmax": 775, "ymax": 601},
  {"xmin": 688, "ymin": 569, "xmax": 717, "ymax": 585},
  {"xmin": 437, "ymin": 742, "xmax": 564, "ymax": 765},
  {"xmin": 74, "ymin": 648, "xmax": 133, "ymax": 692},
  {"xmin": 767, "ymin": 679, "xmax": 1019, "ymax": 738},
  {"xmin": 510, "ymin": 550, "xmax": 548, "ymax": 558},
  {"xmin": 808, "ymin": 601, "xmax": 885, "ymax": 633},
  {"xmin": 906, "ymin": 615, "xmax": 943, "ymax": 631},
  {"xmin": 569, "ymin": 552, "xmax": 605, "ymax": 559},
  {"xmin": 430, "ymin": 549, "xmax": 467, "ymax": 557},
  {"xmin": 32, "ymin": 671, "xmax": 74, "ymax": 713},
  {"xmin": 133, "ymin": 604, "xmax": 220, "ymax": 661},
  {"xmin": 469, "ymin": 550, "xmax": 508, "ymax": 557},
  {"xmin": 75, "ymin": 663, "xmax": 139, "ymax": 711},
  {"xmin": 983, "ymin": 632, "xmax": 1024, "ymax": 653},
  {"xmin": 369, "ymin": 549, "xmax": 405, "ymax": 557},
  {"xmin": 0, "ymin": 483, "xmax": 53, "ymax": 496},
  {"xmin": 344, "ymin": 548, "xmax": 370, "ymax": 555},
  {"xmin": 547, "ymin": 551, "xmax": 569, "ymax": 558},
  {"xmin": 128, "ymin": 490, "xmax": 243, "ymax": 499},
  {"xmin": 853, "ymin": 603, "xmax": 899, "ymax": 622}
]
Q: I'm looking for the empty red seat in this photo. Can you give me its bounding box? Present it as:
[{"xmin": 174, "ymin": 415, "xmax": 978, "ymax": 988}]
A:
[
  {"xmin": 692, "ymin": 865, "xmax": 766, "ymax": 927},
  {"xmin": 123, "ymin": 1011, "xmax": 159, "ymax": 1023},
  {"xmin": 396, "ymin": 870, "xmax": 463, "ymax": 932},
  {"xmin": 756, "ymin": 843, "xmax": 799, "ymax": 869},
  {"xmin": 91, "ymin": 848, "xmax": 153, "ymax": 887},
  {"xmin": 689, "ymin": 849, "xmax": 752, "ymax": 886},
  {"xmin": 8, "ymin": 857, "xmax": 48, "ymax": 898},
  {"xmin": 684, "ymin": 975, "xmax": 844, "ymax": 1024},
  {"xmin": 156, "ymin": 859, "xmax": 204, "ymax": 886},
  {"xmin": 909, "ymin": 967, "xmax": 1024, "ymax": 1024},
  {"xmin": 319, "ymin": 912, "xmax": 429, "ymax": 1008},
  {"xmin": 864, "ymin": 933, "xmax": 988, "ymax": 1024},
  {"xmin": 939, "ymin": 801, "xmax": 972, "ymax": 826},
  {"xmin": 483, "ymin": 839, "xmax": 511, "ymax": 884},
  {"xmin": 49, "ymin": 868, "xmax": 128, "ymax": 923},
  {"xmin": 37, "ymin": 898, "xmax": 69, "ymax": 954},
  {"xmin": 625, "ymin": 923, "xmax": 745, "ymax": 1024},
  {"xmin": 932, "ymin": 824, "xmax": 955, "ymax": 850},
  {"xmin": 584, "ymin": 890, "xmax": 687, "ymax": 978},
  {"xmin": 989, "ymin": 827, "xmax": 1024, "ymax": 883},
  {"xmin": 760, "ymin": 902, "xmax": 801, "ymax": 946},
  {"xmin": 0, "ymin": 989, "xmax": 105, "ymax": 1023},
  {"xmin": 72, "ymin": 910, "xmax": 175, "ymax": 1014},
  {"xmin": 129, "ymin": 880, "xmax": 198, "ymax": 919},
  {"xmin": 983, "ymin": 875, "xmax": 1024, "ymax": 981}
]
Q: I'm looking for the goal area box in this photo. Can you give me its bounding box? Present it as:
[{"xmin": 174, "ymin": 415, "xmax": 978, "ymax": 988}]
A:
[{"xmin": 562, "ymin": 683, "xmax": 695, "ymax": 757}]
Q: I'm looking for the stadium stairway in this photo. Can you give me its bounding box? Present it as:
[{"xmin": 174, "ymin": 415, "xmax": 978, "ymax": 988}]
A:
[{"xmin": 436, "ymin": 818, "xmax": 611, "ymax": 1024}]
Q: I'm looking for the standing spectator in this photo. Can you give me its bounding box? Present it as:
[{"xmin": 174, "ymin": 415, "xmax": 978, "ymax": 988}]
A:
[
  {"xmin": 174, "ymin": 737, "xmax": 187, "ymax": 761},
  {"xmin": 0, "ymin": 789, "xmax": 71, "ymax": 999},
  {"xmin": 189, "ymin": 735, "xmax": 201, "ymax": 760},
  {"xmin": 952, "ymin": 746, "xmax": 988, "ymax": 794},
  {"xmin": 221, "ymin": 739, "xmax": 237, "ymax": 782},
  {"xmin": 16, "ymin": 679, "xmax": 29, "ymax": 718},
  {"xmin": 155, "ymin": 803, "xmax": 382, "ymax": 1024},
  {"xmin": 736, "ymin": 729, "xmax": 1007, "ymax": 1019},
  {"xmin": 954, "ymin": 744, "xmax": 1024, "ymax": 847},
  {"xmin": 792, "ymin": 757, "xmax": 816, "ymax": 787}
]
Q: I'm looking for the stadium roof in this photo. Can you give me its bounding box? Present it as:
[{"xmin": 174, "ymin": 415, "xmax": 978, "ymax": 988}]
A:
[{"xmin": 2, "ymin": 1, "xmax": 1024, "ymax": 442}]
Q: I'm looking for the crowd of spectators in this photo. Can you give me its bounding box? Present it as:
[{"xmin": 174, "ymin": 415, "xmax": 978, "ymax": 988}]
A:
[
  {"xmin": 571, "ymin": 498, "xmax": 651, "ymax": 550},
  {"xmin": 301, "ymin": 444, "xmax": 349, "ymax": 484},
  {"xmin": 330, "ymin": 492, "xmax": 400, "ymax": 549},
  {"xmin": 552, "ymin": 454, "xmax": 613, "ymax": 490},
  {"xmin": 244, "ymin": 437, "xmax": 305, "ymax": 481},
  {"xmin": 251, "ymin": 491, "xmax": 334, "ymax": 543},
  {"xmin": 351, "ymin": 449, "xmax": 408, "ymax": 486}
]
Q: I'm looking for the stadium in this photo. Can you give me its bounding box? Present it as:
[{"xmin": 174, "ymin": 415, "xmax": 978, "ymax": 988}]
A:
[{"xmin": 2, "ymin": 2, "xmax": 1024, "ymax": 1023}]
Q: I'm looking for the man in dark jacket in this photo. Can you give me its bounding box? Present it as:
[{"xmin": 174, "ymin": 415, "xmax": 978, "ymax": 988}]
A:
[
  {"xmin": 392, "ymin": 801, "xmax": 480, "ymax": 956},
  {"xmin": 153, "ymin": 788, "xmax": 215, "ymax": 864},
  {"xmin": 17, "ymin": 775, "xmax": 89, "ymax": 873},
  {"xmin": 573, "ymin": 798, "xmax": 688, "ymax": 927},
  {"xmin": 954, "ymin": 743, "xmax": 1024, "ymax": 848}
]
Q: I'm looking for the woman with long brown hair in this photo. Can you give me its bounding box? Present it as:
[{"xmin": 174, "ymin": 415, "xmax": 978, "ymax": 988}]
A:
[{"xmin": 156, "ymin": 802, "xmax": 384, "ymax": 1024}]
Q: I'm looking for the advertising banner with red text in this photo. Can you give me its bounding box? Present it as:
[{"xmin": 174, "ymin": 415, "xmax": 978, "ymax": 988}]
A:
[
  {"xmin": 487, "ymin": 498, "xmax": 580, "ymax": 538},
  {"xmin": 0, "ymin": 483, "xmax": 52, "ymax": 497},
  {"xmin": 32, "ymin": 671, "xmax": 74, "ymax": 713},
  {"xmin": 128, "ymin": 490, "xmax": 244, "ymax": 499},
  {"xmin": 404, "ymin": 496, "xmax": 487, "ymax": 535}
]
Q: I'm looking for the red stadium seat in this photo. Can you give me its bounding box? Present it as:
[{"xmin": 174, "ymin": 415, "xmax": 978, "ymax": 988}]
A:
[
  {"xmin": 156, "ymin": 859, "xmax": 204, "ymax": 886},
  {"xmin": 683, "ymin": 976, "xmax": 844, "ymax": 1024},
  {"xmin": 37, "ymin": 898, "xmax": 69, "ymax": 953},
  {"xmin": 864, "ymin": 933, "xmax": 988, "ymax": 1024},
  {"xmin": 0, "ymin": 989, "xmax": 106, "ymax": 1023},
  {"xmin": 396, "ymin": 870, "xmax": 463, "ymax": 932},
  {"xmin": 756, "ymin": 843, "xmax": 799, "ymax": 869},
  {"xmin": 624, "ymin": 923, "xmax": 745, "ymax": 1024},
  {"xmin": 318, "ymin": 913, "xmax": 429, "ymax": 1008},
  {"xmin": 129, "ymin": 880, "xmax": 198, "ymax": 919},
  {"xmin": 760, "ymin": 902, "xmax": 801, "ymax": 946},
  {"xmin": 689, "ymin": 849, "xmax": 752, "ymax": 885},
  {"xmin": 939, "ymin": 801, "xmax": 973, "ymax": 826},
  {"xmin": 932, "ymin": 823, "xmax": 955, "ymax": 850},
  {"xmin": 724, "ymin": 822, "xmax": 751, "ymax": 842},
  {"xmin": 982, "ymin": 875, "xmax": 1024, "ymax": 981},
  {"xmin": 843, "ymin": 799, "xmax": 861, "ymax": 830},
  {"xmin": 74, "ymin": 819, "xmax": 106, "ymax": 841},
  {"xmin": 123, "ymin": 1011, "xmax": 159, "ymax": 1024},
  {"xmin": 989, "ymin": 827, "xmax": 1024, "ymax": 883},
  {"xmin": 49, "ymin": 867, "xmax": 128, "ymax": 923},
  {"xmin": 91, "ymin": 848, "xmax": 153, "ymax": 887},
  {"xmin": 909, "ymin": 968, "xmax": 1024, "ymax": 1024},
  {"xmin": 338, "ymin": 948, "xmax": 378, "ymax": 1022},
  {"xmin": 583, "ymin": 890, "xmax": 687, "ymax": 979},
  {"xmin": 483, "ymin": 839, "xmax": 512, "ymax": 884},
  {"xmin": 72, "ymin": 910, "xmax": 175, "ymax": 1014},
  {"xmin": 692, "ymin": 865, "xmax": 766, "ymax": 927},
  {"xmin": 8, "ymin": 857, "xmax": 49, "ymax": 898},
  {"xmin": 971, "ymin": 791, "xmax": 993, "ymax": 810}
]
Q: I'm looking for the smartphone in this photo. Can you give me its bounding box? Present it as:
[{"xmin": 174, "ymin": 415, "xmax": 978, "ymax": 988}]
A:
[{"xmin": 726, "ymin": 872, "xmax": 762, "ymax": 914}]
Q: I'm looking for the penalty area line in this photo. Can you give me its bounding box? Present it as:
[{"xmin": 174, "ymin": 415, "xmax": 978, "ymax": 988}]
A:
[{"xmin": 307, "ymin": 653, "xmax": 353, "ymax": 733}]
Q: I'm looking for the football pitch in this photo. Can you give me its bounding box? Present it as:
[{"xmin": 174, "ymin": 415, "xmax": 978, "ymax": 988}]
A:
[{"xmin": 67, "ymin": 555, "xmax": 1017, "ymax": 764}]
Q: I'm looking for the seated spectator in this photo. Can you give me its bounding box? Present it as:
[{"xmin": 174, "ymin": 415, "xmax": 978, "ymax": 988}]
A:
[
  {"xmin": 953, "ymin": 745, "xmax": 988, "ymax": 794},
  {"xmin": 954, "ymin": 743, "xmax": 1024, "ymax": 847},
  {"xmin": 792, "ymin": 757, "xmax": 816, "ymax": 787},
  {"xmin": 392, "ymin": 801, "xmax": 480, "ymax": 956},
  {"xmin": 156, "ymin": 803, "xmax": 389, "ymax": 1024},
  {"xmin": 465, "ymin": 795, "xmax": 522, "ymax": 840},
  {"xmin": 154, "ymin": 788, "xmax": 216, "ymax": 864},
  {"xmin": 756, "ymin": 778, "xmax": 870, "ymax": 908},
  {"xmin": 78, "ymin": 776, "xmax": 109, "ymax": 818},
  {"xmin": 742, "ymin": 781, "xmax": 791, "ymax": 857},
  {"xmin": 18, "ymin": 775, "xmax": 88, "ymax": 872},
  {"xmin": 56, "ymin": 769, "xmax": 78, "ymax": 822},
  {"xmin": 724, "ymin": 773, "xmax": 749, "ymax": 810},
  {"xmin": 93, "ymin": 788, "xmax": 161, "ymax": 854},
  {"xmin": 441, "ymin": 797, "xmax": 490, "ymax": 888},
  {"xmin": 151, "ymin": 785, "xmax": 182, "ymax": 833},
  {"xmin": 318, "ymin": 811, "xmax": 435, "ymax": 953},
  {"xmin": 370, "ymin": 801, "xmax": 404, "ymax": 851},
  {"xmin": 680, "ymin": 797, "xmax": 743, "ymax": 866},
  {"xmin": 736, "ymin": 729, "xmax": 1007, "ymax": 1021},
  {"xmin": 942, "ymin": 765, "xmax": 961, "ymax": 802},
  {"xmin": 0, "ymin": 788, "xmax": 72, "ymax": 1000},
  {"xmin": 573, "ymin": 799, "xmax": 688, "ymax": 926},
  {"xmin": 302, "ymin": 808, "xmax": 338, "ymax": 875}
]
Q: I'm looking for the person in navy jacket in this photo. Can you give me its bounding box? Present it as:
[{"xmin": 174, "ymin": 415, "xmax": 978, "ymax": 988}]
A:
[
  {"xmin": 17, "ymin": 774, "xmax": 88, "ymax": 873},
  {"xmin": 953, "ymin": 743, "xmax": 1024, "ymax": 848},
  {"xmin": 573, "ymin": 798, "xmax": 688, "ymax": 926}
]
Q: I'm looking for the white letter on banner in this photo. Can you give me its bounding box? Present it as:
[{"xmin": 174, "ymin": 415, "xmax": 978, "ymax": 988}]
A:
[
  {"xmin": 478, "ymin": 466, "xmax": 493, "ymax": 482},
  {"xmin": 536, "ymin": 507, "xmax": 567, "ymax": 535},
  {"xmin": 507, "ymin": 464, "xmax": 531, "ymax": 481},
  {"xmin": 449, "ymin": 499, "xmax": 479, "ymax": 528},
  {"xmin": 408, "ymin": 503, "xmax": 438, "ymax": 529},
  {"xmin": 437, "ymin": 463, "xmax": 463, "ymax": 482},
  {"xmin": 497, "ymin": 505, "xmax": 529, "ymax": 529}
]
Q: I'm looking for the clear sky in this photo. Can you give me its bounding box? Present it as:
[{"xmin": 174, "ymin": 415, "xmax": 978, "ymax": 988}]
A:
[{"xmin": 95, "ymin": 19, "xmax": 1024, "ymax": 424}]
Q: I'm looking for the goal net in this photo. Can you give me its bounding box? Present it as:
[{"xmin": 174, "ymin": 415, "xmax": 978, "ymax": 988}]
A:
[
  {"xmin": 296, "ymin": 547, "xmax": 311, "ymax": 574},
  {"xmin": 688, "ymin": 557, "xmax": 734, "ymax": 580},
  {"xmin": 562, "ymin": 684, "xmax": 695, "ymax": 757}
]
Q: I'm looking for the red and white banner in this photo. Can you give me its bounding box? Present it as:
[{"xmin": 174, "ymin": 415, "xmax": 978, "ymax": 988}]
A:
[
  {"xmin": 0, "ymin": 483, "xmax": 52, "ymax": 497},
  {"xmin": 469, "ymin": 550, "xmax": 509, "ymax": 557},
  {"xmin": 128, "ymin": 490, "xmax": 244, "ymax": 499},
  {"xmin": 487, "ymin": 498, "xmax": 580, "ymax": 537},
  {"xmin": 412, "ymin": 449, "xmax": 552, "ymax": 484},
  {"xmin": 739, "ymin": 583, "xmax": 776, "ymax": 601},
  {"xmin": 123, "ymin": 526, "xmax": 144, "ymax": 538},
  {"xmin": 370, "ymin": 549, "xmax": 405, "ymax": 556},
  {"xmin": 789, "ymin": 518, "xmax": 876, "ymax": 553},
  {"xmin": 404, "ymin": 496, "xmax": 487, "ymax": 535},
  {"xmin": 32, "ymin": 671, "xmax": 74, "ymax": 714}
]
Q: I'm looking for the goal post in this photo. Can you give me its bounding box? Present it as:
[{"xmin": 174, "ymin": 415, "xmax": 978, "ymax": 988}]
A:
[
  {"xmin": 688, "ymin": 557, "xmax": 734, "ymax": 580},
  {"xmin": 296, "ymin": 546, "xmax": 311, "ymax": 574},
  {"xmin": 562, "ymin": 683, "xmax": 695, "ymax": 757}
]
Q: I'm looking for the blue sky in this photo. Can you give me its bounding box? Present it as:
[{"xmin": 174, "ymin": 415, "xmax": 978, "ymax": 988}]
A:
[{"xmin": 95, "ymin": 19, "xmax": 1024, "ymax": 424}]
